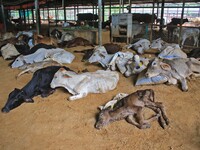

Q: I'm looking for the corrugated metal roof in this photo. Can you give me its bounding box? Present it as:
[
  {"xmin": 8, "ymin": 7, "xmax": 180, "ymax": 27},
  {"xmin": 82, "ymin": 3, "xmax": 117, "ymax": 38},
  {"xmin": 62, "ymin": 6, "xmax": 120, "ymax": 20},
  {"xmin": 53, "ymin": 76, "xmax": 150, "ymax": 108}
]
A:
[{"xmin": 1, "ymin": 0, "xmax": 200, "ymax": 7}]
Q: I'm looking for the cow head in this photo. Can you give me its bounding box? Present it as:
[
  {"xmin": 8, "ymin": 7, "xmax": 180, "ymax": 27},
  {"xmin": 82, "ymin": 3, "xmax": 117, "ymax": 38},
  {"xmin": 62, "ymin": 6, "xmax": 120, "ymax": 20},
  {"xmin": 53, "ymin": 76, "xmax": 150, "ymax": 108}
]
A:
[
  {"xmin": 150, "ymin": 38, "xmax": 164, "ymax": 51},
  {"xmin": 95, "ymin": 109, "xmax": 112, "ymax": 129},
  {"xmin": 50, "ymin": 68, "xmax": 76, "ymax": 89},
  {"xmin": 11, "ymin": 55, "xmax": 25, "ymax": 68},
  {"xmin": 1, "ymin": 88, "xmax": 34, "ymax": 113},
  {"xmin": 145, "ymin": 58, "xmax": 171, "ymax": 78},
  {"xmin": 88, "ymin": 46, "xmax": 108, "ymax": 63}
]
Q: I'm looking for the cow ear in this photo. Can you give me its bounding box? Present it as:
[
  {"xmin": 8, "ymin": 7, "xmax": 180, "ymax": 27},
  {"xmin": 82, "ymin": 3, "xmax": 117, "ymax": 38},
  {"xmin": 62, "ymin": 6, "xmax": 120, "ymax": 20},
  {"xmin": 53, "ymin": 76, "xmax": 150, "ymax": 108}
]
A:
[
  {"xmin": 24, "ymin": 98, "xmax": 34, "ymax": 103},
  {"xmin": 160, "ymin": 62, "xmax": 171, "ymax": 71}
]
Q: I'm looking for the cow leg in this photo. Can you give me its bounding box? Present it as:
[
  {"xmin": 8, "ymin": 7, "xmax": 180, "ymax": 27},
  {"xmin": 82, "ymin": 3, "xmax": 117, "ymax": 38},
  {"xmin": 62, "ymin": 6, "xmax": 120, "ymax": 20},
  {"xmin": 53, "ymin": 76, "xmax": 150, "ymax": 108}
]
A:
[
  {"xmin": 145, "ymin": 100, "xmax": 169, "ymax": 127},
  {"xmin": 68, "ymin": 92, "xmax": 87, "ymax": 101},
  {"xmin": 40, "ymin": 89, "xmax": 55, "ymax": 97},
  {"xmin": 178, "ymin": 77, "xmax": 188, "ymax": 91}
]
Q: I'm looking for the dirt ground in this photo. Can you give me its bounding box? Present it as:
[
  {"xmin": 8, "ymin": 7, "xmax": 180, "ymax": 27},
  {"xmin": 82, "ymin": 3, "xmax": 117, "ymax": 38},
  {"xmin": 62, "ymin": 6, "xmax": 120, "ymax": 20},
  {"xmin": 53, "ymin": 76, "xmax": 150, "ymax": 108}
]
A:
[{"xmin": 0, "ymin": 40, "xmax": 200, "ymax": 150}]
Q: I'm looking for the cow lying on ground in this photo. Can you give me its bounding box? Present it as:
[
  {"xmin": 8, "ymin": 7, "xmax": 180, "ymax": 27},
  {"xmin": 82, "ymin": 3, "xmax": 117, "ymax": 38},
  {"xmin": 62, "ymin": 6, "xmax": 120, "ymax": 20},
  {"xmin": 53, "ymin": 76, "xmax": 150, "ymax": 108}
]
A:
[
  {"xmin": 11, "ymin": 48, "xmax": 75, "ymax": 68},
  {"xmin": 126, "ymin": 39, "xmax": 150, "ymax": 54},
  {"xmin": 17, "ymin": 60, "xmax": 61, "ymax": 78},
  {"xmin": 151, "ymin": 38, "xmax": 180, "ymax": 51},
  {"xmin": 88, "ymin": 46, "xmax": 133, "ymax": 74},
  {"xmin": 95, "ymin": 89, "xmax": 169, "ymax": 129},
  {"xmin": 74, "ymin": 43, "xmax": 122, "ymax": 62},
  {"xmin": 34, "ymin": 33, "xmax": 58, "ymax": 47},
  {"xmin": 58, "ymin": 37, "xmax": 93, "ymax": 48},
  {"xmin": 51, "ymin": 29, "xmax": 74, "ymax": 42},
  {"xmin": 150, "ymin": 38, "xmax": 187, "ymax": 59},
  {"xmin": 173, "ymin": 27, "xmax": 199, "ymax": 47},
  {"xmin": 1, "ymin": 66, "xmax": 72, "ymax": 113},
  {"xmin": 187, "ymin": 48, "xmax": 200, "ymax": 59},
  {"xmin": 1, "ymin": 43, "xmax": 20, "ymax": 60},
  {"xmin": 1, "ymin": 32, "xmax": 15, "ymax": 41},
  {"xmin": 50, "ymin": 68, "xmax": 119, "ymax": 101},
  {"xmin": 124, "ymin": 55, "xmax": 150, "ymax": 77},
  {"xmin": 145, "ymin": 58, "xmax": 200, "ymax": 91}
]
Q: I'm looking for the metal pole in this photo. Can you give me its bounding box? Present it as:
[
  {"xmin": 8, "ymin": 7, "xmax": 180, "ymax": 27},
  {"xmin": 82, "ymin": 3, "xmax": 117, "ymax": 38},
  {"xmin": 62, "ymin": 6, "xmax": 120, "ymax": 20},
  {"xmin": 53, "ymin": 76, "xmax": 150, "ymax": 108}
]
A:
[
  {"xmin": 178, "ymin": 0, "xmax": 185, "ymax": 46},
  {"xmin": 159, "ymin": 0, "xmax": 164, "ymax": 36},
  {"xmin": 102, "ymin": 0, "xmax": 104, "ymax": 22},
  {"xmin": 31, "ymin": 8, "xmax": 34, "ymax": 23},
  {"xmin": 47, "ymin": 0, "xmax": 50, "ymax": 37},
  {"xmin": 150, "ymin": 1, "xmax": 155, "ymax": 42},
  {"xmin": 35, "ymin": 0, "xmax": 41, "ymax": 34},
  {"xmin": 0, "ymin": 1, "xmax": 6, "ymax": 32},
  {"xmin": 63, "ymin": 0, "xmax": 66, "ymax": 22},
  {"xmin": 98, "ymin": 0, "xmax": 102, "ymax": 46},
  {"xmin": 128, "ymin": 0, "xmax": 131, "ymax": 13}
]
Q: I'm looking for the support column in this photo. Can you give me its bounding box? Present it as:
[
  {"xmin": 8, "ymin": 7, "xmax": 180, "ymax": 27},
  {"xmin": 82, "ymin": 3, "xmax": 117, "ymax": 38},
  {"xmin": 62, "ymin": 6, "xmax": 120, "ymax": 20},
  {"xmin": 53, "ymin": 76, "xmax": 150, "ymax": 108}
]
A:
[
  {"xmin": 98, "ymin": 0, "xmax": 102, "ymax": 45},
  {"xmin": 150, "ymin": 0, "xmax": 155, "ymax": 42},
  {"xmin": 178, "ymin": 0, "xmax": 185, "ymax": 46},
  {"xmin": 35, "ymin": 0, "xmax": 41, "ymax": 34},
  {"xmin": 0, "ymin": 1, "xmax": 6, "ymax": 32},
  {"xmin": 159, "ymin": 0, "xmax": 164, "ymax": 36},
  {"xmin": 63, "ymin": 0, "xmax": 66, "ymax": 22}
]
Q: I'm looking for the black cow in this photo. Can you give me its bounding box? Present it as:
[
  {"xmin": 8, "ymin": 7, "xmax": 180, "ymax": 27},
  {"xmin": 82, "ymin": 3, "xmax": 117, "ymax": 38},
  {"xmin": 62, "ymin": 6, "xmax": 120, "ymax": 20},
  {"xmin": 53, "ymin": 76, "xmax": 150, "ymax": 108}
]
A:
[
  {"xmin": 14, "ymin": 43, "xmax": 56, "ymax": 56},
  {"xmin": 50, "ymin": 29, "xmax": 62, "ymax": 40},
  {"xmin": 167, "ymin": 18, "xmax": 189, "ymax": 41},
  {"xmin": 1, "ymin": 66, "xmax": 72, "ymax": 113},
  {"xmin": 187, "ymin": 48, "xmax": 200, "ymax": 59}
]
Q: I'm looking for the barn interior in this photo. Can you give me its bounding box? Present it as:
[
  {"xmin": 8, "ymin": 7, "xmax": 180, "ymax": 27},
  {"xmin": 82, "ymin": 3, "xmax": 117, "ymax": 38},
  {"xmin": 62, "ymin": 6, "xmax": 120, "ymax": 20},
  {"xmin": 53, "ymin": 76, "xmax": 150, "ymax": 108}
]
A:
[{"xmin": 0, "ymin": 0, "xmax": 200, "ymax": 150}]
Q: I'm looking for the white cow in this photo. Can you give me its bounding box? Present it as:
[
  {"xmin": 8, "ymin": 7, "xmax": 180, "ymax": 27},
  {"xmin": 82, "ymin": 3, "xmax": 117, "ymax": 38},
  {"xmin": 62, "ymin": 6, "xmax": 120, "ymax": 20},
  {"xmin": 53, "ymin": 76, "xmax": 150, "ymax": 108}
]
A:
[
  {"xmin": 88, "ymin": 46, "xmax": 133, "ymax": 74},
  {"xmin": 1, "ymin": 43, "xmax": 20, "ymax": 60},
  {"xmin": 50, "ymin": 68, "xmax": 119, "ymax": 100},
  {"xmin": 11, "ymin": 48, "xmax": 75, "ymax": 68},
  {"xmin": 1, "ymin": 32, "xmax": 15, "ymax": 40},
  {"xmin": 126, "ymin": 39, "xmax": 150, "ymax": 54},
  {"xmin": 151, "ymin": 38, "xmax": 180, "ymax": 51},
  {"xmin": 124, "ymin": 55, "xmax": 150, "ymax": 77},
  {"xmin": 158, "ymin": 46, "xmax": 187, "ymax": 60},
  {"xmin": 16, "ymin": 30, "xmax": 35, "ymax": 38},
  {"xmin": 132, "ymin": 21, "xmax": 145, "ymax": 39},
  {"xmin": 173, "ymin": 27, "xmax": 199, "ymax": 47}
]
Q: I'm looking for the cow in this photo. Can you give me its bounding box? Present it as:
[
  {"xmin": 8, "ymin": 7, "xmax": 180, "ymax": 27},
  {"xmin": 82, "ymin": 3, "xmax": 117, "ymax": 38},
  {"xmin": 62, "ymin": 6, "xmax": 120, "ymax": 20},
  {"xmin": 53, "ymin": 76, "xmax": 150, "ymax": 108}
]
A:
[
  {"xmin": 33, "ymin": 33, "xmax": 58, "ymax": 47},
  {"xmin": 50, "ymin": 68, "xmax": 119, "ymax": 101},
  {"xmin": 158, "ymin": 46, "xmax": 187, "ymax": 60},
  {"xmin": 126, "ymin": 39, "xmax": 150, "ymax": 54},
  {"xmin": 15, "ymin": 43, "xmax": 56, "ymax": 55},
  {"xmin": 17, "ymin": 60, "xmax": 61, "ymax": 78},
  {"xmin": 145, "ymin": 58, "xmax": 200, "ymax": 91},
  {"xmin": 187, "ymin": 48, "xmax": 200, "ymax": 59},
  {"xmin": 1, "ymin": 66, "xmax": 72, "ymax": 113},
  {"xmin": 1, "ymin": 43, "xmax": 20, "ymax": 60},
  {"xmin": 88, "ymin": 46, "xmax": 133, "ymax": 74},
  {"xmin": 166, "ymin": 18, "xmax": 188, "ymax": 41},
  {"xmin": 74, "ymin": 43, "xmax": 122, "ymax": 62},
  {"xmin": 50, "ymin": 29, "xmax": 74, "ymax": 42},
  {"xmin": 124, "ymin": 55, "xmax": 150, "ymax": 77},
  {"xmin": 150, "ymin": 38, "xmax": 180, "ymax": 51},
  {"xmin": 77, "ymin": 13, "xmax": 98, "ymax": 21},
  {"xmin": 132, "ymin": 21, "xmax": 145, "ymax": 39},
  {"xmin": 173, "ymin": 27, "xmax": 199, "ymax": 47},
  {"xmin": 95, "ymin": 89, "xmax": 169, "ymax": 129},
  {"xmin": 58, "ymin": 37, "xmax": 93, "ymax": 48},
  {"xmin": 1, "ymin": 32, "xmax": 15, "ymax": 40},
  {"xmin": 11, "ymin": 48, "xmax": 75, "ymax": 68}
]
